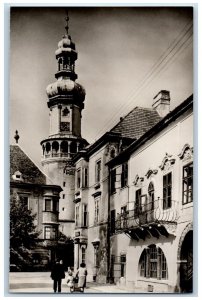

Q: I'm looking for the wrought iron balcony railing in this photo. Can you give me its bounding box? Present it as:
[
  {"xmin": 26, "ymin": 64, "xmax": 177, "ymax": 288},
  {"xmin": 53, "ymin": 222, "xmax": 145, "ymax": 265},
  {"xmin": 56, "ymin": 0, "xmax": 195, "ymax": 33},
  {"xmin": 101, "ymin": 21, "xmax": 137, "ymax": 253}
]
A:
[{"xmin": 115, "ymin": 199, "xmax": 179, "ymax": 237}]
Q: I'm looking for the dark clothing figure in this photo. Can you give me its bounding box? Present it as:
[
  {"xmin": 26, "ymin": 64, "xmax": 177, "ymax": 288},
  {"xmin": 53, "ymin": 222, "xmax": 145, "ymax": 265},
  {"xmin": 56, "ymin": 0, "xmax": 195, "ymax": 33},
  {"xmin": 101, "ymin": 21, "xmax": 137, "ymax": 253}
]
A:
[{"xmin": 51, "ymin": 260, "xmax": 65, "ymax": 293}]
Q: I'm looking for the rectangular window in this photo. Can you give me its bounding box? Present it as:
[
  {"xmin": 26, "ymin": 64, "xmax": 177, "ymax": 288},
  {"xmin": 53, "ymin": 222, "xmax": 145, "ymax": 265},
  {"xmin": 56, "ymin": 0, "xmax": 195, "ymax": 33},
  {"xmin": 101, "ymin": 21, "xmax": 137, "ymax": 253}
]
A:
[
  {"xmin": 120, "ymin": 254, "xmax": 126, "ymax": 277},
  {"xmin": 183, "ymin": 163, "xmax": 193, "ymax": 204},
  {"xmin": 135, "ymin": 189, "xmax": 142, "ymax": 216},
  {"xmin": 94, "ymin": 198, "xmax": 100, "ymax": 224},
  {"xmin": 19, "ymin": 196, "xmax": 29, "ymax": 209},
  {"xmin": 121, "ymin": 163, "xmax": 128, "ymax": 188},
  {"xmin": 53, "ymin": 200, "xmax": 59, "ymax": 212},
  {"xmin": 95, "ymin": 160, "xmax": 101, "ymax": 183},
  {"xmin": 121, "ymin": 206, "xmax": 127, "ymax": 228},
  {"xmin": 81, "ymin": 247, "xmax": 86, "ymax": 264},
  {"xmin": 163, "ymin": 172, "xmax": 172, "ymax": 209},
  {"xmin": 62, "ymin": 194, "xmax": 65, "ymax": 199},
  {"xmin": 77, "ymin": 169, "xmax": 81, "ymax": 188},
  {"xmin": 45, "ymin": 198, "xmax": 51, "ymax": 211},
  {"xmin": 82, "ymin": 204, "xmax": 88, "ymax": 227},
  {"xmin": 63, "ymin": 182, "xmax": 66, "ymax": 187},
  {"xmin": 110, "ymin": 209, "xmax": 116, "ymax": 234},
  {"xmin": 44, "ymin": 227, "xmax": 57, "ymax": 240},
  {"xmin": 83, "ymin": 168, "xmax": 88, "ymax": 188},
  {"xmin": 75, "ymin": 205, "xmax": 79, "ymax": 227},
  {"xmin": 110, "ymin": 168, "xmax": 116, "ymax": 194}
]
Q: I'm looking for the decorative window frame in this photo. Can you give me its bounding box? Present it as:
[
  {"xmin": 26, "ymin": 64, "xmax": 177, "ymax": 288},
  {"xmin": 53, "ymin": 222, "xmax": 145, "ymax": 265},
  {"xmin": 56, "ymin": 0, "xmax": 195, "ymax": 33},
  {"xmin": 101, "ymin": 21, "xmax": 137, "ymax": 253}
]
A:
[
  {"xmin": 145, "ymin": 168, "xmax": 158, "ymax": 179},
  {"xmin": 159, "ymin": 153, "xmax": 176, "ymax": 173},
  {"xmin": 133, "ymin": 174, "xmax": 144, "ymax": 187},
  {"xmin": 178, "ymin": 144, "xmax": 193, "ymax": 162}
]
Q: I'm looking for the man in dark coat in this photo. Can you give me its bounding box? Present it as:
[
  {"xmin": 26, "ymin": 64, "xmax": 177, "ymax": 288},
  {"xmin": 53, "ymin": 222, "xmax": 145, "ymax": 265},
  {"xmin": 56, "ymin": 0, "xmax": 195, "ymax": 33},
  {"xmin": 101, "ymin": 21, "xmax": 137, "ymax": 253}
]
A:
[{"xmin": 51, "ymin": 259, "xmax": 65, "ymax": 293}]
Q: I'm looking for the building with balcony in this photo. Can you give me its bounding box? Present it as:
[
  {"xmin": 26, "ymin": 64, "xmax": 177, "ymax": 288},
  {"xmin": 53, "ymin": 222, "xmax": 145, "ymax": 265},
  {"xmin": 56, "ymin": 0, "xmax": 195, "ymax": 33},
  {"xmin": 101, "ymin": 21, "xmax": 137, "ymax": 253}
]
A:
[
  {"xmin": 107, "ymin": 94, "xmax": 193, "ymax": 292},
  {"xmin": 72, "ymin": 93, "xmax": 164, "ymax": 283},
  {"xmin": 10, "ymin": 135, "xmax": 62, "ymax": 270}
]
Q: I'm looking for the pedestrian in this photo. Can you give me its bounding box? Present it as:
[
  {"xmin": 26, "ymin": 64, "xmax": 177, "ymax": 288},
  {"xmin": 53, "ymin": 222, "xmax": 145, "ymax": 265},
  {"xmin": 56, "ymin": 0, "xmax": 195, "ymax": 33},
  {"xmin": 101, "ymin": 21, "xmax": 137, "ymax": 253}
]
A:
[
  {"xmin": 50, "ymin": 258, "xmax": 65, "ymax": 293},
  {"xmin": 76, "ymin": 262, "xmax": 87, "ymax": 292},
  {"xmin": 66, "ymin": 269, "xmax": 74, "ymax": 290}
]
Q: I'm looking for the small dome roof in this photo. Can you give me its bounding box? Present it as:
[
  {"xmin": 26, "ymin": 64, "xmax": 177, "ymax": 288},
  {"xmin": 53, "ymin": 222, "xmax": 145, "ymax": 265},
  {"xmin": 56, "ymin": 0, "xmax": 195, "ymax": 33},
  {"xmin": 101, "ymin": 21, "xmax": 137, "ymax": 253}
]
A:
[{"xmin": 46, "ymin": 79, "xmax": 85, "ymax": 102}]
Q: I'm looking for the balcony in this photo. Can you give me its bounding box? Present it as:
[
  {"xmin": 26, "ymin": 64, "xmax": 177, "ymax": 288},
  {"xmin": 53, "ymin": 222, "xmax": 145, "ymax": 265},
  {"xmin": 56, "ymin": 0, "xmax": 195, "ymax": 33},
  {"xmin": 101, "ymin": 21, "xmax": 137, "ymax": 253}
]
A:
[{"xmin": 115, "ymin": 198, "xmax": 178, "ymax": 240}]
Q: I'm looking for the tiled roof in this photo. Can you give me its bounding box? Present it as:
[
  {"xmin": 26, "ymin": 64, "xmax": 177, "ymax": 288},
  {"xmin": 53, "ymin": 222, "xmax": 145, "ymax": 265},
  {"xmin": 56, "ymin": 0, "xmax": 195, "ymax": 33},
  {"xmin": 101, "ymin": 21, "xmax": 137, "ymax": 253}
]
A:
[
  {"xmin": 10, "ymin": 145, "xmax": 46, "ymax": 185},
  {"xmin": 110, "ymin": 107, "xmax": 162, "ymax": 140}
]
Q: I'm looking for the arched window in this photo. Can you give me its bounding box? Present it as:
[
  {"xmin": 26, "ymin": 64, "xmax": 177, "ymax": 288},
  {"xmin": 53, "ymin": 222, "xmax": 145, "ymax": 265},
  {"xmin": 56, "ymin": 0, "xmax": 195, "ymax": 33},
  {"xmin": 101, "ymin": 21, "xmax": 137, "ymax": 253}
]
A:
[
  {"xmin": 52, "ymin": 141, "xmax": 59, "ymax": 156},
  {"xmin": 45, "ymin": 142, "xmax": 51, "ymax": 154},
  {"xmin": 139, "ymin": 245, "xmax": 168, "ymax": 279},
  {"xmin": 61, "ymin": 141, "xmax": 68, "ymax": 156},
  {"xmin": 70, "ymin": 142, "xmax": 77, "ymax": 154}
]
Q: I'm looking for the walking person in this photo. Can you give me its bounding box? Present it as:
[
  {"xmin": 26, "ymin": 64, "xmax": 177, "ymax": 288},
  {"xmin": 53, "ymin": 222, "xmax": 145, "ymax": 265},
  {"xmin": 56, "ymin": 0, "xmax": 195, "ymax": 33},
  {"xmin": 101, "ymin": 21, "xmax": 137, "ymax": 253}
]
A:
[
  {"xmin": 76, "ymin": 263, "xmax": 88, "ymax": 292},
  {"xmin": 50, "ymin": 259, "xmax": 65, "ymax": 293}
]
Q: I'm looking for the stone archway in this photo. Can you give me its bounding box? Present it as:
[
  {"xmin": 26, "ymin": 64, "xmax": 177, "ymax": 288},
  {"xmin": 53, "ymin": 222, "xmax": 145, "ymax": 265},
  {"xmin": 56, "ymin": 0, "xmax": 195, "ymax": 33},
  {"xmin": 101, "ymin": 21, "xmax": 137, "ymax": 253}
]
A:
[{"xmin": 177, "ymin": 223, "xmax": 193, "ymax": 293}]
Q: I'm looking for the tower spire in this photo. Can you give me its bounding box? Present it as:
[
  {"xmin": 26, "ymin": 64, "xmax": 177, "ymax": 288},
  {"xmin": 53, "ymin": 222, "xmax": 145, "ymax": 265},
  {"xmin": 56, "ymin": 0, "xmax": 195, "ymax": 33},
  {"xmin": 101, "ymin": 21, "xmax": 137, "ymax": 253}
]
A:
[
  {"xmin": 65, "ymin": 9, "xmax": 69, "ymax": 35},
  {"xmin": 14, "ymin": 130, "xmax": 19, "ymax": 144}
]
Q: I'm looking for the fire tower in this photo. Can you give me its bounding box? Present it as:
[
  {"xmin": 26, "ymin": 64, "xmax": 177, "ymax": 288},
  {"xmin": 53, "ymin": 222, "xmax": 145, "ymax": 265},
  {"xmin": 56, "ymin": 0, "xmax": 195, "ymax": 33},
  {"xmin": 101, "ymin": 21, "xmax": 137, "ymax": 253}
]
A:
[{"xmin": 40, "ymin": 14, "xmax": 88, "ymax": 242}]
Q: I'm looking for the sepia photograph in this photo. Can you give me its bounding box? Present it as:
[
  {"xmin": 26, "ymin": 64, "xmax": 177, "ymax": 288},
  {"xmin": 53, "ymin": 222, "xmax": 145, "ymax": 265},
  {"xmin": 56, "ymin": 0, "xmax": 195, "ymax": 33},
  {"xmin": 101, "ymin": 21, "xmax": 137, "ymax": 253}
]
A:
[{"xmin": 8, "ymin": 4, "xmax": 194, "ymax": 295}]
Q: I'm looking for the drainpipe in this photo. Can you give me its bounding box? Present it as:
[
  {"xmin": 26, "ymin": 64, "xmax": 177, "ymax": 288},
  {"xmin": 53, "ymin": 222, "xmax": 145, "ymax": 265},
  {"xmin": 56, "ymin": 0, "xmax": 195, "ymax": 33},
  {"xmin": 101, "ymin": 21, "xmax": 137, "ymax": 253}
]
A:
[{"xmin": 107, "ymin": 166, "xmax": 111, "ymax": 283}]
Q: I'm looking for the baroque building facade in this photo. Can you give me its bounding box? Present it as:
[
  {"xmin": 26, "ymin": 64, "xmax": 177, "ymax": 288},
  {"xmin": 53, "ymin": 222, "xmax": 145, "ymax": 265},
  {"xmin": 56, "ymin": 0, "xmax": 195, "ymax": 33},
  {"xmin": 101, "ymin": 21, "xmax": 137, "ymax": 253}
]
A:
[
  {"xmin": 107, "ymin": 95, "xmax": 193, "ymax": 292},
  {"xmin": 73, "ymin": 92, "xmax": 193, "ymax": 292}
]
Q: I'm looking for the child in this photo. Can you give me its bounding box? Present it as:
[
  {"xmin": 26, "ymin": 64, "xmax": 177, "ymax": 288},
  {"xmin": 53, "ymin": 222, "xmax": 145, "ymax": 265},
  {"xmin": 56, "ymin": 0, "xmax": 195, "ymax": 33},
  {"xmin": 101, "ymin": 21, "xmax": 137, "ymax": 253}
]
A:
[{"xmin": 66, "ymin": 269, "xmax": 74, "ymax": 288}]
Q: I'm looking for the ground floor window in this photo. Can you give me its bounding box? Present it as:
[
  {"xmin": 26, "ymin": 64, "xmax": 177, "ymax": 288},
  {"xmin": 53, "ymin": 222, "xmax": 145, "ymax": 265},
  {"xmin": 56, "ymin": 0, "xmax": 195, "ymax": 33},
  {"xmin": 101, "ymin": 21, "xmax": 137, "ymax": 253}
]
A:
[
  {"xmin": 120, "ymin": 254, "xmax": 126, "ymax": 277},
  {"xmin": 139, "ymin": 245, "xmax": 168, "ymax": 279}
]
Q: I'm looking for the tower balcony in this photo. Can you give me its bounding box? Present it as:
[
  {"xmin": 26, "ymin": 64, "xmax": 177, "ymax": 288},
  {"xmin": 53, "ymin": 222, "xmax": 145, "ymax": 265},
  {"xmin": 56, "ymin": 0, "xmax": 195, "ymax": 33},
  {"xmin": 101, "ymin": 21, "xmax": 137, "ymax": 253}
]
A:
[
  {"xmin": 115, "ymin": 198, "xmax": 179, "ymax": 240},
  {"xmin": 41, "ymin": 139, "xmax": 84, "ymax": 162}
]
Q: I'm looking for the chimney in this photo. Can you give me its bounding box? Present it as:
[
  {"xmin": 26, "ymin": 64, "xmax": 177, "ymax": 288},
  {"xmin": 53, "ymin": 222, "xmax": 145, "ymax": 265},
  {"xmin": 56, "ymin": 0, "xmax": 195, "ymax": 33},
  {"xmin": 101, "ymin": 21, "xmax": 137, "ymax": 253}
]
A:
[{"xmin": 152, "ymin": 90, "xmax": 170, "ymax": 118}]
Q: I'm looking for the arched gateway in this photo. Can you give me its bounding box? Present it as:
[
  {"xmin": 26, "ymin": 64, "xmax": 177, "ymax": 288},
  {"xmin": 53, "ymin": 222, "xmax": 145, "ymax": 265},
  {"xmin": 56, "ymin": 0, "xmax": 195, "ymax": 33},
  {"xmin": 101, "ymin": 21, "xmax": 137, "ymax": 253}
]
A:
[{"xmin": 177, "ymin": 223, "xmax": 193, "ymax": 293}]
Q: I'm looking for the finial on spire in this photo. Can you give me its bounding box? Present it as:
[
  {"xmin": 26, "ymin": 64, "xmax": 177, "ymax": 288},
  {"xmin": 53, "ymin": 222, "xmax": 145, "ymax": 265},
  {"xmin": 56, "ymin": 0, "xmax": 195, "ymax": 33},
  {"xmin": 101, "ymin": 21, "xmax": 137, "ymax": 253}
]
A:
[
  {"xmin": 14, "ymin": 130, "xmax": 19, "ymax": 144},
  {"xmin": 65, "ymin": 9, "xmax": 69, "ymax": 35}
]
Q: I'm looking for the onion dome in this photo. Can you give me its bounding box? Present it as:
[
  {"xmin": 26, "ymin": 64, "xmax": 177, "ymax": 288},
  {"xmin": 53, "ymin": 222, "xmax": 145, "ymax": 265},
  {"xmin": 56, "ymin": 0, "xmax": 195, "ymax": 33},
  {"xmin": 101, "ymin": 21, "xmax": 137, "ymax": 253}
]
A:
[
  {"xmin": 55, "ymin": 35, "xmax": 77, "ymax": 60},
  {"xmin": 46, "ymin": 13, "xmax": 86, "ymax": 107},
  {"xmin": 46, "ymin": 79, "xmax": 85, "ymax": 103}
]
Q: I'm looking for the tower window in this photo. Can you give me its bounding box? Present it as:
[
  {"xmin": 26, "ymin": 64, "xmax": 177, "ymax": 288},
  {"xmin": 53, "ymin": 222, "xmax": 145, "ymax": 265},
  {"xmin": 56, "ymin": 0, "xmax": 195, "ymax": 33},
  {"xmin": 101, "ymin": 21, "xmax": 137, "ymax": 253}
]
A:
[
  {"xmin": 62, "ymin": 107, "xmax": 70, "ymax": 116},
  {"xmin": 63, "ymin": 182, "xmax": 66, "ymax": 187},
  {"xmin": 62, "ymin": 194, "xmax": 65, "ymax": 199}
]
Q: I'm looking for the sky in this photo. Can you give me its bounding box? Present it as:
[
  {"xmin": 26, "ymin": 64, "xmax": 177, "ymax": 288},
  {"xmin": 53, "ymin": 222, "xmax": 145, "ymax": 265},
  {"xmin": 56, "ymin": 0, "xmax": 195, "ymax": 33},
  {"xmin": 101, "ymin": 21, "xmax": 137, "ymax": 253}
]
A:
[{"xmin": 9, "ymin": 6, "xmax": 193, "ymax": 168}]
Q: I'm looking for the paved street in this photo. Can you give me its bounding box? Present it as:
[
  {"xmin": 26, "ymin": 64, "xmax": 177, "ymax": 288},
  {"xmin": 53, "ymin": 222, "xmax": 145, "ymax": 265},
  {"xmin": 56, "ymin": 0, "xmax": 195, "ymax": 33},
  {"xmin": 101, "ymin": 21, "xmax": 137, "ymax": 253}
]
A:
[{"xmin": 8, "ymin": 272, "xmax": 135, "ymax": 294}]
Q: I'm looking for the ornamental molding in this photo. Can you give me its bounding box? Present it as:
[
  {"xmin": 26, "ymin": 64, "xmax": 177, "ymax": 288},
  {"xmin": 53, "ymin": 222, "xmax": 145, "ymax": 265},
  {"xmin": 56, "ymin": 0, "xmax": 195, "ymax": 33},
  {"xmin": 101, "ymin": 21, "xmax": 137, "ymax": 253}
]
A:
[
  {"xmin": 145, "ymin": 168, "xmax": 158, "ymax": 179},
  {"xmin": 178, "ymin": 144, "xmax": 193, "ymax": 161},
  {"xmin": 159, "ymin": 153, "xmax": 176, "ymax": 171},
  {"xmin": 133, "ymin": 174, "xmax": 144, "ymax": 186}
]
